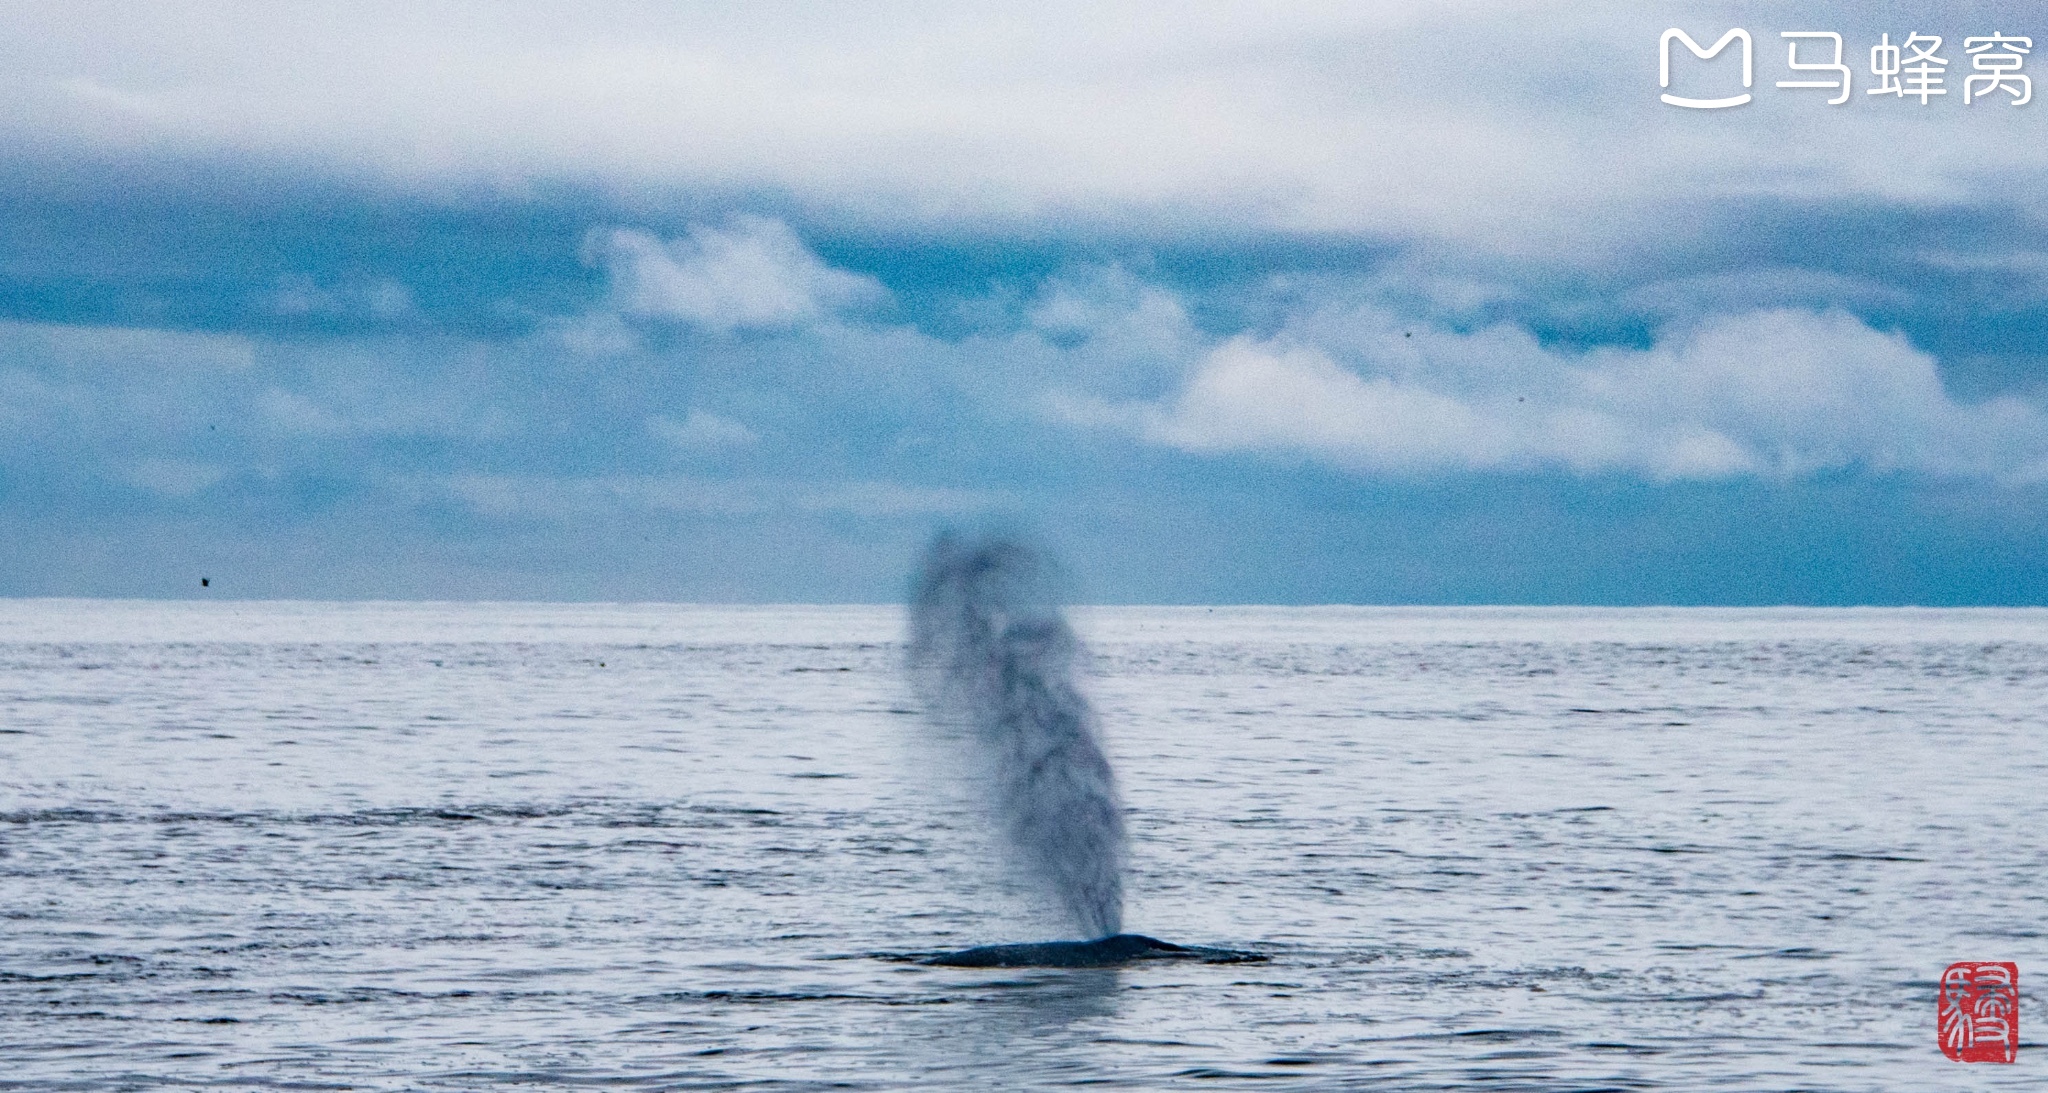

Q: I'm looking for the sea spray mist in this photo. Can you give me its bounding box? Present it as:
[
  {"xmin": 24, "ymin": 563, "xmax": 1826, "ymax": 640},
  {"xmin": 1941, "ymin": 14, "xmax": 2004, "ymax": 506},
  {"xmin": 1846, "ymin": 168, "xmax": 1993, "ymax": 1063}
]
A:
[{"xmin": 908, "ymin": 532, "xmax": 1126, "ymax": 940}]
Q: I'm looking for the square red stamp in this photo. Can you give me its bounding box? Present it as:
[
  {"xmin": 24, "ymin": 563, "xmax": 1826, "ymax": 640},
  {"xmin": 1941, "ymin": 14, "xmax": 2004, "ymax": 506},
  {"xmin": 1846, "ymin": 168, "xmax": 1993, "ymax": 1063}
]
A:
[{"xmin": 1939, "ymin": 961, "xmax": 2019, "ymax": 1063}]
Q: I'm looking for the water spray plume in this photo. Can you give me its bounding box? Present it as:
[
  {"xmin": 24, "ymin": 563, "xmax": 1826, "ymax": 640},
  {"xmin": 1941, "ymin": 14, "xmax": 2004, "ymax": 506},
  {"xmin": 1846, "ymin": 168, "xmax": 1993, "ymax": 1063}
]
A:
[{"xmin": 908, "ymin": 532, "xmax": 1126, "ymax": 940}]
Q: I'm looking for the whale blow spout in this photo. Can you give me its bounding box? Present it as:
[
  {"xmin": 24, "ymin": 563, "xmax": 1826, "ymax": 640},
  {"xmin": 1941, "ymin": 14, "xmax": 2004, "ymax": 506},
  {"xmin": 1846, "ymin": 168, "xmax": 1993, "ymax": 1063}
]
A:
[
  {"xmin": 907, "ymin": 534, "xmax": 1263, "ymax": 967},
  {"xmin": 924, "ymin": 934, "xmax": 1268, "ymax": 968},
  {"xmin": 909, "ymin": 532, "xmax": 1126, "ymax": 939}
]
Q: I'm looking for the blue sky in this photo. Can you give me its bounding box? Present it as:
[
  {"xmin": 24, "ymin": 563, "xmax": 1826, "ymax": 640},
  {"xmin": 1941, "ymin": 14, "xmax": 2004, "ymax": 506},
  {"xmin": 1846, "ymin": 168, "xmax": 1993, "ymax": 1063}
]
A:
[{"xmin": 2, "ymin": 1, "xmax": 2046, "ymax": 603}]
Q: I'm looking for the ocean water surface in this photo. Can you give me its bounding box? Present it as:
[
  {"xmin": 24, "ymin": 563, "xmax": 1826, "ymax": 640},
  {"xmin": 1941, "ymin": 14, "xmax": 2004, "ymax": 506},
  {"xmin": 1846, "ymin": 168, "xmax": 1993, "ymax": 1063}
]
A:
[{"xmin": 1, "ymin": 601, "xmax": 2043, "ymax": 1090}]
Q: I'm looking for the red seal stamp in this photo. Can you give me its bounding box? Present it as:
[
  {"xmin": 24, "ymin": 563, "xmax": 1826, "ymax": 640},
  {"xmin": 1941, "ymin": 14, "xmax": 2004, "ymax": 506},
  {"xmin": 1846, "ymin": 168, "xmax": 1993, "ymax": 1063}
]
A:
[{"xmin": 1938, "ymin": 961, "xmax": 2019, "ymax": 1063}]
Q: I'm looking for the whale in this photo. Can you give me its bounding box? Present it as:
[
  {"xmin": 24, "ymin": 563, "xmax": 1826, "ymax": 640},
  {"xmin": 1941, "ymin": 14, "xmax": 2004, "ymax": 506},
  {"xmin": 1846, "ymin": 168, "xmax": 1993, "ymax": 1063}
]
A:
[{"xmin": 923, "ymin": 934, "xmax": 1267, "ymax": 968}]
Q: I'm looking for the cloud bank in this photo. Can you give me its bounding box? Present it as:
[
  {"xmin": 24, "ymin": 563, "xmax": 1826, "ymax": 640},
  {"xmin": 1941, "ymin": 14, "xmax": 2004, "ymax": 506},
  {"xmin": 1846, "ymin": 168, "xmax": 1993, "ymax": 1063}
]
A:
[
  {"xmin": 4, "ymin": 190, "xmax": 2047, "ymax": 602},
  {"xmin": 7, "ymin": 2, "xmax": 2045, "ymax": 254},
  {"xmin": 12, "ymin": 218, "xmax": 2046, "ymax": 508},
  {"xmin": 1063, "ymin": 309, "xmax": 2048, "ymax": 482},
  {"xmin": 588, "ymin": 218, "xmax": 886, "ymax": 332}
]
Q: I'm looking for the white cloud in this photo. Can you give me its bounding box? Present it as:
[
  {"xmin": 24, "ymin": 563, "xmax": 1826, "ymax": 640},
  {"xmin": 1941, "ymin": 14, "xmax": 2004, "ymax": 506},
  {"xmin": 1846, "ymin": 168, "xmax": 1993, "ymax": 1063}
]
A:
[
  {"xmin": 648, "ymin": 409, "xmax": 757, "ymax": 452},
  {"xmin": 124, "ymin": 458, "xmax": 225, "ymax": 498},
  {"xmin": 1028, "ymin": 266, "xmax": 1194, "ymax": 349},
  {"xmin": 1063, "ymin": 309, "xmax": 2048, "ymax": 481},
  {"xmin": 9, "ymin": 278, "xmax": 2046, "ymax": 511},
  {"xmin": 0, "ymin": 319, "xmax": 256, "ymax": 374},
  {"xmin": 543, "ymin": 312, "xmax": 642, "ymax": 358},
  {"xmin": 587, "ymin": 218, "xmax": 886, "ymax": 332},
  {"xmin": 7, "ymin": 3, "xmax": 2044, "ymax": 254},
  {"xmin": 427, "ymin": 473, "xmax": 1004, "ymax": 521},
  {"xmin": 257, "ymin": 388, "xmax": 345, "ymax": 434},
  {"xmin": 1115, "ymin": 337, "xmax": 1508, "ymax": 470},
  {"xmin": 0, "ymin": 320, "xmax": 519, "ymax": 454},
  {"xmin": 272, "ymin": 275, "xmax": 416, "ymax": 320},
  {"xmin": 365, "ymin": 280, "xmax": 415, "ymax": 318}
]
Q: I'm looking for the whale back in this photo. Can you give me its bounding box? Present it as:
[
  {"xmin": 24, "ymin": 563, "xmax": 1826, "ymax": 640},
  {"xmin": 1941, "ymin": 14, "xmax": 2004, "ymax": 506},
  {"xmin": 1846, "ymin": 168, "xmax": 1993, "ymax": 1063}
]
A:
[{"xmin": 923, "ymin": 934, "xmax": 1266, "ymax": 967}]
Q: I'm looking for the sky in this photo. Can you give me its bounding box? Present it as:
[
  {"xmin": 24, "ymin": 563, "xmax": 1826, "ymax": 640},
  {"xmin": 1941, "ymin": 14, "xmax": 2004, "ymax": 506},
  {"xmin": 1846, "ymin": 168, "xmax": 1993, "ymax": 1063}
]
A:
[{"xmin": 2, "ymin": 0, "xmax": 2046, "ymax": 603}]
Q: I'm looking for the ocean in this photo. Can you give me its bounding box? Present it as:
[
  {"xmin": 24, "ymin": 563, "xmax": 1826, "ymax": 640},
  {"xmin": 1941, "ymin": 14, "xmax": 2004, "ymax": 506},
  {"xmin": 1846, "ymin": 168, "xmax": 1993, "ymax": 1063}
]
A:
[{"xmin": 1, "ymin": 601, "xmax": 2042, "ymax": 1090}]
